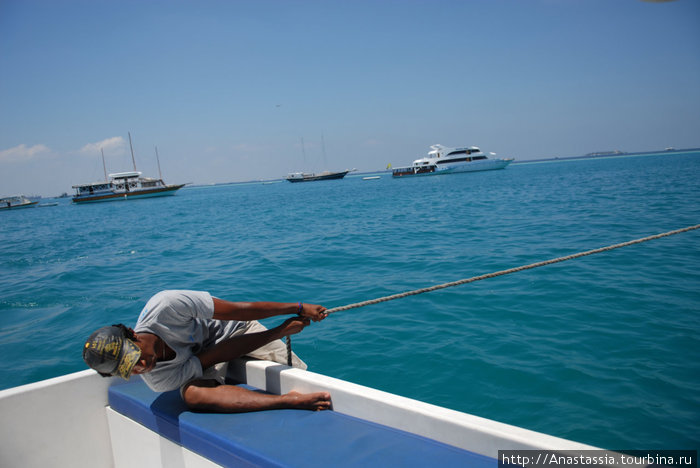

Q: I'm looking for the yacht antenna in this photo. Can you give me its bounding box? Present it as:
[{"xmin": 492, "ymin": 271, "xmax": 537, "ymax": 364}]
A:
[
  {"xmin": 128, "ymin": 132, "xmax": 137, "ymax": 171},
  {"xmin": 321, "ymin": 133, "xmax": 327, "ymax": 168},
  {"xmin": 155, "ymin": 146, "xmax": 163, "ymax": 180},
  {"xmin": 101, "ymin": 148, "xmax": 108, "ymax": 181}
]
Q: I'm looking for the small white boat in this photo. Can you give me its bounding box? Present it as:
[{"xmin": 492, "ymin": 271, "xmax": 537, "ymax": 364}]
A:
[
  {"xmin": 0, "ymin": 195, "xmax": 38, "ymax": 210},
  {"xmin": 72, "ymin": 172, "xmax": 185, "ymax": 203},
  {"xmin": 0, "ymin": 357, "xmax": 611, "ymax": 468},
  {"xmin": 392, "ymin": 144, "xmax": 513, "ymax": 177}
]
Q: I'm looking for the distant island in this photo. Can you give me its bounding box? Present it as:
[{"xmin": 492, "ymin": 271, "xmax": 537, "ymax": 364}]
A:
[
  {"xmin": 585, "ymin": 150, "xmax": 626, "ymax": 157},
  {"xmin": 512, "ymin": 146, "xmax": 699, "ymax": 164}
]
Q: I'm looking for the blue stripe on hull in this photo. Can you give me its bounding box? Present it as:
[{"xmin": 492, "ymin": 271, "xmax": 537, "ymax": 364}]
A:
[{"xmin": 72, "ymin": 186, "xmax": 183, "ymax": 204}]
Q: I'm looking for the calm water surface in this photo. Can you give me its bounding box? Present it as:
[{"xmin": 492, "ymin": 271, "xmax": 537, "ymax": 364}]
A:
[{"xmin": 1, "ymin": 151, "xmax": 698, "ymax": 450}]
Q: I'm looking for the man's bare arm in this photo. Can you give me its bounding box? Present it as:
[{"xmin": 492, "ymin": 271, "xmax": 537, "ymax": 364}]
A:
[
  {"xmin": 212, "ymin": 298, "xmax": 327, "ymax": 322},
  {"xmin": 196, "ymin": 317, "xmax": 309, "ymax": 370}
]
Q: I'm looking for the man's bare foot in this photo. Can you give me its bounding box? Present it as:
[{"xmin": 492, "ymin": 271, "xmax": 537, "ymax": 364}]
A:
[{"xmin": 283, "ymin": 391, "xmax": 332, "ymax": 411}]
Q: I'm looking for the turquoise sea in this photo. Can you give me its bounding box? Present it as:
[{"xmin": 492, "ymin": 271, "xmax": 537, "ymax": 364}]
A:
[{"xmin": 1, "ymin": 151, "xmax": 699, "ymax": 451}]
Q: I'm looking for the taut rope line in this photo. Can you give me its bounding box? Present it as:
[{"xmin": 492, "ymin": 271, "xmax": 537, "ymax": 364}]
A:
[
  {"xmin": 324, "ymin": 224, "xmax": 700, "ymax": 315},
  {"xmin": 285, "ymin": 224, "xmax": 699, "ymax": 364}
]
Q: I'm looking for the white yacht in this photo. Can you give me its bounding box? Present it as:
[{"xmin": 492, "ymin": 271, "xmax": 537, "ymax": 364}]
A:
[{"xmin": 392, "ymin": 144, "xmax": 513, "ymax": 177}]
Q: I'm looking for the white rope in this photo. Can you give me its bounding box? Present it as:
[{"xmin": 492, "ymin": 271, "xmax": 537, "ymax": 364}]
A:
[
  {"xmin": 324, "ymin": 224, "xmax": 700, "ymax": 315},
  {"xmin": 286, "ymin": 224, "xmax": 698, "ymax": 364}
]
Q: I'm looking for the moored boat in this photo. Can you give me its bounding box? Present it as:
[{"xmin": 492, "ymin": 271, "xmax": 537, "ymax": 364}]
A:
[
  {"xmin": 72, "ymin": 172, "xmax": 185, "ymax": 203},
  {"xmin": 392, "ymin": 144, "xmax": 513, "ymax": 177},
  {"xmin": 0, "ymin": 195, "xmax": 38, "ymax": 210},
  {"xmin": 286, "ymin": 169, "xmax": 350, "ymax": 183},
  {"xmin": 73, "ymin": 135, "xmax": 184, "ymax": 203}
]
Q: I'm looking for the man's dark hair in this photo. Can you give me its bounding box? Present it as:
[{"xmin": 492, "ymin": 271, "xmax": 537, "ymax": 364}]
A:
[{"xmin": 112, "ymin": 323, "xmax": 136, "ymax": 340}]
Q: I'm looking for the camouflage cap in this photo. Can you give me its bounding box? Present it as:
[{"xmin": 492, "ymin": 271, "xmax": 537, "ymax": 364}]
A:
[{"xmin": 82, "ymin": 325, "xmax": 141, "ymax": 379}]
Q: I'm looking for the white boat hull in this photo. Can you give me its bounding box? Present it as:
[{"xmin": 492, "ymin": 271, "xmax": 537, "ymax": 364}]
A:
[
  {"xmin": 0, "ymin": 202, "xmax": 37, "ymax": 210},
  {"xmin": 0, "ymin": 370, "xmax": 115, "ymax": 468},
  {"xmin": 441, "ymin": 158, "xmax": 512, "ymax": 173},
  {"xmin": 0, "ymin": 195, "xmax": 38, "ymax": 210},
  {"xmin": 392, "ymin": 158, "xmax": 512, "ymax": 177},
  {"xmin": 0, "ymin": 358, "xmax": 604, "ymax": 468},
  {"xmin": 72, "ymin": 184, "xmax": 184, "ymax": 203}
]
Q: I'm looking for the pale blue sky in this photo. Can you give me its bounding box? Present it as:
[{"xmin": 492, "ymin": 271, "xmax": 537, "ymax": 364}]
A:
[{"xmin": 1, "ymin": 0, "xmax": 699, "ymax": 196}]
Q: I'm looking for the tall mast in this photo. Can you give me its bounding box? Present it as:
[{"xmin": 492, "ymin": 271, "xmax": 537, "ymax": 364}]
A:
[
  {"xmin": 321, "ymin": 133, "xmax": 327, "ymax": 168},
  {"xmin": 128, "ymin": 132, "xmax": 137, "ymax": 171},
  {"xmin": 101, "ymin": 148, "xmax": 108, "ymax": 181},
  {"xmin": 155, "ymin": 146, "xmax": 163, "ymax": 180},
  {"xmin": 301, "ymin": 137, "xmax": 307, "ymax": 167}
]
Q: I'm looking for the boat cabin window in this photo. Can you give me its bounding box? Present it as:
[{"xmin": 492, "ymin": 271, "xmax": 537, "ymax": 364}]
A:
[{"xmin": 77, "ymin": 183, "xmax": 111, "ymax": 194}]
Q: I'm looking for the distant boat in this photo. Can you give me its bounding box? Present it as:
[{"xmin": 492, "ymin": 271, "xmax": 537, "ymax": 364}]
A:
[
  {"xmin": 286, "ymin": 170, "xmax": 350, "ymax": 183},
  {"xmin": 362, "ymin": 176, "xmax": 381, "ymax": 180},
  {"xmin": 0, "ymin": 195, "xmax": 38, "ymax": 210},
  {"xmin": 287, "ymin": 135, "xmax": 353, "ymax": 183},
  {"xmin": 392, "ymin": 144, "xmax": 512, "ymax": 177},
  {"xmin": 72, "ymin": 134, "xmax": 184, "ymax": 203},
  {"xmin": 72, "ymin": 172, "xmax": 185, "ymax": 203}
]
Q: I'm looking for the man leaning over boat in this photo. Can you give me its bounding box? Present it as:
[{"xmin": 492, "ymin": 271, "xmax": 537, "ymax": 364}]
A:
[{"xmin": 82, "ymin": 290, "xmax": 331, "ymax": 412}]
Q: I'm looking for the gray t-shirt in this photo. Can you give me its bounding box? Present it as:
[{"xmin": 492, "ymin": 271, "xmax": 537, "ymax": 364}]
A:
[{"xmin": 134, "ymin": 290, "xmax": 246, "ymax": 392}]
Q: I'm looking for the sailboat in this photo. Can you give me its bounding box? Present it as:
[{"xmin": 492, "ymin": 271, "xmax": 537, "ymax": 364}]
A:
[
  {"xmin": 286, "ymin": 136, "xmax": 353, "ymax": 183},
  {"xmin": 72, "ymin": 134, "xmax": 185, "ymax": 203},
  {"xmin": 286, "ymin": 170, "xmax": 351, "ymax": 182}
]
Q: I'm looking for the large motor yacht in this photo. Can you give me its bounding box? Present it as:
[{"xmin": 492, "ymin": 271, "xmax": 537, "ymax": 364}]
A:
[{"xmin": 392, "ymin": 144, "xmax": 512, "ymax": 177}]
